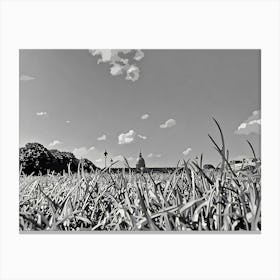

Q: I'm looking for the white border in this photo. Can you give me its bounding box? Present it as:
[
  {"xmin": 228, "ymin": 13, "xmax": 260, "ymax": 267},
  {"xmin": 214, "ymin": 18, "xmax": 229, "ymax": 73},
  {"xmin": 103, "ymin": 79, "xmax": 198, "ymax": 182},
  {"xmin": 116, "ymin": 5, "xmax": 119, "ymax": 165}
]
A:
[{"xmin": 1, "ymin": 1, "xmax": 280, "ymax": 280}]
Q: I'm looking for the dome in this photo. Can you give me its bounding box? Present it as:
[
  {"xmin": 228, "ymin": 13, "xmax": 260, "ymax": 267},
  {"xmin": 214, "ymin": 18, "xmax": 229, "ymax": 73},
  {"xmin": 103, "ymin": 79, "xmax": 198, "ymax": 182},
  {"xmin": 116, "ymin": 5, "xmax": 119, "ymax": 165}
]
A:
[{"xmin": 136, "ymin": 152, "xmax": 145, "ymax": 169}]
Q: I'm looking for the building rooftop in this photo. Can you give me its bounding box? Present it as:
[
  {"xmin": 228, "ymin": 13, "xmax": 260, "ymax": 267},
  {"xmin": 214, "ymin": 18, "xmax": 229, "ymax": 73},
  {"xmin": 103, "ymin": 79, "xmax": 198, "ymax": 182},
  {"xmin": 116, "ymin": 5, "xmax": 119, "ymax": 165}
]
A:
[{"xmin": 136, "ymin": 152, "xmax": 145, "ymax": 169}]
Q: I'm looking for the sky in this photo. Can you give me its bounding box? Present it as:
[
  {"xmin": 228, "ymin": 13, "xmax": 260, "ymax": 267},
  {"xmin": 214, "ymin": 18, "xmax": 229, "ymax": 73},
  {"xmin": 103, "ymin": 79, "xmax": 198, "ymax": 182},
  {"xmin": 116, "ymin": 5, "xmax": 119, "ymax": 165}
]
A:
[{"xmin": 19, "ymin": 49, "xmax": 261, "ymax": 168}]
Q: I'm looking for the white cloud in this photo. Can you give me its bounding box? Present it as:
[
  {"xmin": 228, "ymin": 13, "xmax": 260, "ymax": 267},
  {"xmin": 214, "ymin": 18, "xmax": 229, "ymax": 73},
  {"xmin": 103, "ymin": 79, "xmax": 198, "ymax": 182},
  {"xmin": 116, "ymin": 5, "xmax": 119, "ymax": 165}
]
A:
[
  {"xmin": 118, "ymin": 130, "xmax": 136, "ymax": 144},
  {"xmin": 66, "ymin": 120, "xmax": 71, "ymax": 123},
  {"xmin": 110, "ymin": 63, "xmax": 126, "ymax": 76},
  {"xmin": 73, "ymin": 147, "xmax": 89, "ymax": 159},
  {"xmin": 134, "ymin": 50, "xmax": 145, "ymax": 61},
  {"xmin": 141, "ymin": 114, "xmax": 149, "ymax": 120},
  {"xmin": 89, "ymin": 49, "xmax": 130, "ymax": 64},
  {"xmin": 110, "ymin": 63, "xmax": 125, "ymax": 76},
  {"xmin": 183, "ymin": 148, "xmax": 192, "ymax": 156},
  {"xmin": 36, "ymin": 112, "xmax": 47, "ymax": 116},
  {"xmin": 20, "ymin": 74, "xmax": 35, "ymax": 81},
  {"xmin": 89, "ymin": 49, "xmax": 144, "ymax": 82},
  {"xmin": 138, "ymin": 134, "xmax": 147, "ymax": 140},
  {"xmin": 127, "ymin": 157, "xmax": 134, "ymax": 161},
  {"xmin": 125, "ymin": 65, "xmax": 139, "ymax": 82},
  {"xmin": 160, "ymin": 118, "xmax": 176, "ymax": 128},
  {"xmin": 89, "ymin": 146, "xmax": 95, "ymax": 151},
  {"xmin": 235, "ymin": 110, "xmax": 261, "ymax": 135},
  {"xmin": 49, "ymin": 140, "xmax": 62, "ymax": 147},
  {"xmin": 97, "ymin": 134, "xmax": 106, "ymax": 141},
  {"xmin": 95, "ymin": 158, "xmax": 102, "ymax": 163},
  {"xmin": 147, "ymin": 153, "xmax": 161, "ymax": 158}
]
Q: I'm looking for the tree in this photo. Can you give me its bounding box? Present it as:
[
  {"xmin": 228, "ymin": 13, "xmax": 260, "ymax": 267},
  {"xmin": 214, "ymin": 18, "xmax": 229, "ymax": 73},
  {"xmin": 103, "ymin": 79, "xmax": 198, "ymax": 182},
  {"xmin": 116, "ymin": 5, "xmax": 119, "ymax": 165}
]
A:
[
  {"xmin": 20, "ymin": 143, "xmax": 98, "ymax": 175},
  {"xmin": 19, "ymin": 143, "xmax": 55, "ymax": 175}
]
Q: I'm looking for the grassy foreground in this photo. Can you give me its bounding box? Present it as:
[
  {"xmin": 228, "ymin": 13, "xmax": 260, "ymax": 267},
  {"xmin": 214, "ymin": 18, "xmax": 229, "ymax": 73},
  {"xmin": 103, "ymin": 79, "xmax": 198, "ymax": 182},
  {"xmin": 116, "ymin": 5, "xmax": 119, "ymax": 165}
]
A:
[{"xmin": 19, "ymin": 120, "xmax": 261, "ymax": 231}]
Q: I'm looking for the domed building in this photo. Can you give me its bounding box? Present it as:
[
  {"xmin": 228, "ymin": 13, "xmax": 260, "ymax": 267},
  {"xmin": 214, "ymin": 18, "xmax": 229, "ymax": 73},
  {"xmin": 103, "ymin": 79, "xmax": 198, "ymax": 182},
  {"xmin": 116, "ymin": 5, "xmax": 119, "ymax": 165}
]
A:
[{"xmin": 136, "ymin": 151, "xmax": 145, "ymax": 170}]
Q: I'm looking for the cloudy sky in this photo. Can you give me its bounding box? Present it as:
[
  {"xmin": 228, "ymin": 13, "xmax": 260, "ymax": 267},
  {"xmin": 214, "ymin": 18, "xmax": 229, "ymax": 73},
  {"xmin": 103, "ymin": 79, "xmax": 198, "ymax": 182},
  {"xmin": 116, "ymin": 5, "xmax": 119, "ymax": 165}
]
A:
[{"xmin": 19, "ymin": 50, "xmax": 260, "ymax": 167}]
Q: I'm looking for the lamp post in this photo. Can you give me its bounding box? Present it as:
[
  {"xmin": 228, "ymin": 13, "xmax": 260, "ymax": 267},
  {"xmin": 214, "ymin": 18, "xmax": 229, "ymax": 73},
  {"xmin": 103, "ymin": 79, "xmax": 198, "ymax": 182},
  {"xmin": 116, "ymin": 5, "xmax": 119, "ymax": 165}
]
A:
[
  {"xmin": 110, "ymin": 158, "xmax": 113, "ymax": 173},
  {"xmin": 104, "ymin": 150, "xmax": 108, "ymax": 168}
]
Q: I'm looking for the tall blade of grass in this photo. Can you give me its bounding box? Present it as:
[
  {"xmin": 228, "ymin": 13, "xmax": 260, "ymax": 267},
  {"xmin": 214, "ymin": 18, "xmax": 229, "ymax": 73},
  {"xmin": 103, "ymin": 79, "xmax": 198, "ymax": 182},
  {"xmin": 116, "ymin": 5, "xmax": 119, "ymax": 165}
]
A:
[
  {"xmin": 247, "ymin": 140, "xmax": 257, "ymax": 161},
  {"xmin": 183, "ymin": 160, "xmax": 192, "ymax": 185},
  {"xmin": 163, "ymin": 213, "xmax": 172, "ymax": 231},
  {"xmin": 208, "ymin": 134, "xmax": 241, "ymax": 188},
  {"xmin": 77, "ymin": 160, "xmax": 81, "ymax": 180},
  {"xmin": 251, "ymin": 196, "xmax": 261, "ymax": 231},
  {"xmin": 192, "ymin": 161, "xmax": 214, "ymax": 185},
  {"xmin": 179, "ymin": 195, "xmax": 207, "ymax": 214},
  {"xmin": 163, "ymin": 167, "xmax": 181, "ymax": 198},
  {"xmin": 38, "ymin": 183, "xmax": 60, "ymax": 211},
  {"xmin": 123, "ymin": 156, "xmax": 131, "ymax": 169},
  {"xmin": 135, "ymin": 181, "xmax": 159, "ymax": 231},
  {"xmin": 192, "ymin": 200, "xmax": 208, "ymax": 223},
  {"xmin": 212, "ymin": 117, "xmax": 226, "ymax": 171},
  {"xmin": 67, "ymin": 162, "xmax": 72, "ymax": 175}
]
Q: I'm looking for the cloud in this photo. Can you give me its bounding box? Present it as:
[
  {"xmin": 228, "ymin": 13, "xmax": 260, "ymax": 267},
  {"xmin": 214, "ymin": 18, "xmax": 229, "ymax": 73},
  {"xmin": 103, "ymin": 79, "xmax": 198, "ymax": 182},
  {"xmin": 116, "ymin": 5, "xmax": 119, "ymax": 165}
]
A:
[
  {"xmin": 141, "ymin": 114, "xmax": 149, "ymax": 120},
  {"xmin": 95, "ymin": 158, "xmax": 102, "ymax": 163},
  {"xmin": 138, "ymin": 134, "xmax": 147, "ymax": 140},
  {"xmin": 49, "ymin": 140, "xmax": 62, "ymax": 147},
  {"xmin": 127, "ymin": 157, "xmax": 134, "ymax": 161},
  {"xmin": 97, "ymin": 134, "xmax": 106, "ymax": 141},
  {"xmin": 66, "ymin": 120, "xmax": 71, "ymax": 123},
  {"xmin": 183, "ymin": 148, "xmax": 192, "ymax": 156},
  {"xmin": 147, "ymin": 153, "xmax": 161, "ymax": 158},
  {"xmin": 89, "ymin": 49, "xmax": 130, "ymax": 64},
  {"xmin": 89, "ymin": 49, "xmax": 144, "ymax": 82},
  {"xmin": 134, "ymin": 50, "xmax": 145, "ymax": 61},
  {"xmin": 20, "ymin": 75, "xmax": 35, "ymax": 81},
  {"xmin": 235, "ymin": 110, "xmax": 261, "ymax": 135},
  {"xmin": 110, "ymin": 63, "xmax": 124, "ymax": 76},
  {"xmin": 118, "ymin": 130, "xmax": 136, "ymax": 144},
  {"xmin": 160, "ymin": 119, "xmax": 176, "ymax": 128},
  {"xmin": 73, "ymin": 147, "xmax": 89, "ymax": 159},
  {"xmin": 89, "ymin": 146, "xmax": 95, "ymax": 151},
  {"xmin": 36, "ymin": 112, "xmax": 47, "ymax": 116},
  {"xmin": 125, "ymin": 65, "xmax": 139, "ymax": 82}
]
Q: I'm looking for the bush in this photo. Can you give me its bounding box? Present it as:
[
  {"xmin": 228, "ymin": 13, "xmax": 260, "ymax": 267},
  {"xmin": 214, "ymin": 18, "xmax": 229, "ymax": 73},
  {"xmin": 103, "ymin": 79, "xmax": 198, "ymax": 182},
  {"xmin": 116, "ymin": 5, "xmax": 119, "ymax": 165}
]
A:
[
  {"xmin": 19, "ymin": 143, "xmax": 55, "ymax": 175},
  {"xmin": 19, "ymin": 143, "xmax": 98, "ymax": 175},
  {"xmin": 49, "ymin": 149, "xmax": 79, "ymax": 173}
]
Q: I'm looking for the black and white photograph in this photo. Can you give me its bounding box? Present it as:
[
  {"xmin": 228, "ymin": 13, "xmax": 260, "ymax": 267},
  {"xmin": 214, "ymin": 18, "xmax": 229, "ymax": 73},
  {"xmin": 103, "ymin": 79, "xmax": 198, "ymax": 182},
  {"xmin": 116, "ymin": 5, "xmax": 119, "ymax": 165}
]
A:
[
  {"xmin": 1, "ymin": 0, "xmax": 280, "ymax": 279},
  {"xmin": 19, "ymin": 49, "xmax": 261, "ymax": 232}
]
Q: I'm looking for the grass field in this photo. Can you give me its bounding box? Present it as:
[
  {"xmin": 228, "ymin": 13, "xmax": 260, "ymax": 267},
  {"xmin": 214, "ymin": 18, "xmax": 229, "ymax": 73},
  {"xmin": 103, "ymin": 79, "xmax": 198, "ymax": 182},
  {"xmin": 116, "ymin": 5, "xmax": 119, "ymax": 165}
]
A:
[{"xmin": 19, "ymin": 120, "xmax": 261, "ymax": 232}]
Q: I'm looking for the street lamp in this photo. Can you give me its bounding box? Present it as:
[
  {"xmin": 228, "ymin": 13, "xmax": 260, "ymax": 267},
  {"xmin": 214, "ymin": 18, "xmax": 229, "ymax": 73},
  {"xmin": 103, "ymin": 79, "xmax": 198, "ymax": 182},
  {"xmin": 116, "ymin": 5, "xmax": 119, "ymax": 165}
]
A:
[
  {"xmin": 109, "ymin": 158, "xmax": 113, "ymax": 173},
  {"xmin": 104, "ymin": 150, "xmax": 108, "ymax": 168}
]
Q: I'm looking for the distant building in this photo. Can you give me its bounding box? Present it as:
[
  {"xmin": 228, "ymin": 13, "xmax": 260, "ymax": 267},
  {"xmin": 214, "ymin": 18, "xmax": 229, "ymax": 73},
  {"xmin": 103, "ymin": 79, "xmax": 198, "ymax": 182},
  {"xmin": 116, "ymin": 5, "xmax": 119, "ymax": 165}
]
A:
[
  {"xmin": 136, "ymin": 151, "xmax": 145, "ymax": 170},
  {"xmin": 110, "ymin": 167, "xmax": 177, "ymax": 173},
  {"xmin": 229, "ymin": 157, "xmax": 261, "ymax": 171}
]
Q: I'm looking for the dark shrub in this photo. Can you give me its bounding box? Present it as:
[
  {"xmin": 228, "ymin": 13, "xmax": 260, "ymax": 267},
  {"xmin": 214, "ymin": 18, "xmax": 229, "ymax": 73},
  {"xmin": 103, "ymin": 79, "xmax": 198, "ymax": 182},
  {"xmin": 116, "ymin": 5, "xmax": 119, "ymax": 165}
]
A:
[
  {"xmin": 19, "ymin": 143, "xmax": 55, "ymax": 175},
  {"xmin": 49, "ymin": 149, "xmax": 80, "ymax": 173},
  {"xmin": 20, "ymin": 143, "xmax": 98, "ymax": 175},
  {"xmin": 80, "ymin": 158, "xmax": 98, "ymax": 173}
]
